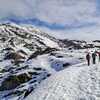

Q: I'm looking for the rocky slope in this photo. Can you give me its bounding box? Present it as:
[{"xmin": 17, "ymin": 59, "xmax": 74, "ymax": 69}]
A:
[
  {"xmin": 0, "ymin": 23, "xmax": 100, "ymax": 100},
  {"xmin": 0, "ymin": 23, "xmax": 61, "ymax": 99},
  {"xmin": 0, "ymin": 23, "xmax": 82, "ymax": 100},
  {"xmin": 61, "ymin": 39, "xmax": 100, "ymax": 50}
]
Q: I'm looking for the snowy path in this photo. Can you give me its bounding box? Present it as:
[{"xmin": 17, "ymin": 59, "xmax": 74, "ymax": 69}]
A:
[{"xmin": 26, "ymin": 63, "xmax": 100, "ymax": 100}]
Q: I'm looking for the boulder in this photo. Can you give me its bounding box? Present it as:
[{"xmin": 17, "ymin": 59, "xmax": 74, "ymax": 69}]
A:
[{"xmin": 0, "ymin": 73, "xmax": 32, "ymax": 91}]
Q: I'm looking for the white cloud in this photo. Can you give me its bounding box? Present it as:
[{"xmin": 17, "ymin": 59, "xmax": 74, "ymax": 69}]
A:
[
  {"xmin": 33, "ymin": 0, "xmax": 96, "ymax": 24},
  {"xmin": 0, "ymin": 0, "xmax": 100, "ymax": 40},
  {"xmin": 0, "ymin": 0, "xmax": 34, "ymax": 18},
  {"xmin": 0, "ymin": 0, "xmax": 96, "ymax": 23}
]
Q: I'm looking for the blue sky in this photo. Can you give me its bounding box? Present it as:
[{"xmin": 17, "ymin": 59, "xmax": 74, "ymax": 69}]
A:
[{"xmin": 0, "ymin": 0, "xmax": 100, "ymax": 40}]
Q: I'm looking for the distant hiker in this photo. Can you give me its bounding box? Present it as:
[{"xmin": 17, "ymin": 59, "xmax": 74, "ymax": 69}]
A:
[
  {"xmin": 86, "ymin": 53, "xmax": 90, "ymax": 66},
  {"xmin": 97, "ymin": 51, "xmax": 100, "ymax": 62},
  {"xmin": 92, "ymin": 52, "xmax": 97, "ymax": 64}
]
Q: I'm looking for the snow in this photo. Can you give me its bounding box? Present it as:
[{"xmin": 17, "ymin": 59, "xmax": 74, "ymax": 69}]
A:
[
  {"xmin": 42, "ymin": 37, "xmax": 59, "ymax": 48},
  {"xmin": 1, "ymin": 23, "xmax": 100, "ymax": 100},
  {"xmin": 26, "ymin": 62, "xmax": 100, "ymax": 100},
  {"xmin": 32, "ymin": 32, "xmax": 59, "ymax": 48}
]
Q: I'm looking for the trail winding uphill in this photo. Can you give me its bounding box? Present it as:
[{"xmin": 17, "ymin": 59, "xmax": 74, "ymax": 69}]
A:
[{"xmin": 26, "ymin": 63, "xmax": 100, "ymax": 100}]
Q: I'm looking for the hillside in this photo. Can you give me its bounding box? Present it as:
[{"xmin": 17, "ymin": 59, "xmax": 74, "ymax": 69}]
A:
[
  {"xmin": 0, "ymin": 23, "xmax": 62, "ymax": 100},
  {"xmin": 0, "ymin": 23, "xmax": 100, "ymax": 100}
]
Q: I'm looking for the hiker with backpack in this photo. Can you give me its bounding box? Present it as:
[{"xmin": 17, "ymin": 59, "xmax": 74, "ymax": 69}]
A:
[
  {"xmin": 92, "ymin": 51, "xmax": 97, "ymax": 64},
  {"xmin": 96, "ymin": 51, "xmax": 100, "ymax": 62},
  {"xmin": 86, "ymin": 52, "xmax": 90, "ymax": 66}
]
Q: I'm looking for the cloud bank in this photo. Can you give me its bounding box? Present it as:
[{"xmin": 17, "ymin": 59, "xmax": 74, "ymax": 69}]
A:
[{"xmin": 0, "ymin": 0, "xmax": 100, "ymax": 40}]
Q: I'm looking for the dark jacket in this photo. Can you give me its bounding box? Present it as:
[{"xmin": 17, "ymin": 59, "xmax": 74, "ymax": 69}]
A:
[
  {"xmin": 92, "ymin": 53, "xmax": 96, "ymax": 59},
  {"xmin": 86, "ymin": 53, "xmax": 90, "ymax": 60}
]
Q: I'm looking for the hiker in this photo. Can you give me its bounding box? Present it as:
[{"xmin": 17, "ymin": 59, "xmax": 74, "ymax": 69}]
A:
[
  {"xmin": 92, "ymin": 52, "xmax": 97, "ymax": 64},
  {"xmin": 97, "ymin": 51, "xmax": 100, "ymax": 62},
  {"xmin": 86, "ymin": 53, "xmax": 90, "ymax": 66}
]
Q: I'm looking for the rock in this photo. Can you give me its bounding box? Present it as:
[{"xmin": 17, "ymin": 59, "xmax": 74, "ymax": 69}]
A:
[
  {"xmin": 24, "ymin": 87, "xmax": 34, "ymax": 98},
  {"xmin": 4, "ymin": 90, "xmax": 24, "ymax": 98},
  {"xmin": 0, "ymin": 73, "xmax": 32, "ymax": 91},
  {"xmin": 4, "ymin": 52, "xmax": 25, "ymax": 60},
  {"xmin": 33, "ymin": 67, "xmax": 42, "ymax": 71},
  {"xmin": 27, "ymin": 47, "xmax": 58, "ymax": 60},
  {"xmin": 4, "ymin": 52, "xmax": 25, "ymax": 65},
  {"xmin": 0, "ymin": 67, "xmax": 14, "ymax": 73},
  {"xmin": 63, "ymin": 63, "xmax": 70, "ymax": 67}
]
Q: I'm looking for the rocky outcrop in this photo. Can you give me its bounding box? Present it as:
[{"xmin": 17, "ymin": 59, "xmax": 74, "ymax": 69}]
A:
[
  {"xmin": 27, "ymin": 47, "xmax": 58, "ymax": 60},
  {"xmin": 0, "ymin": 73, "xmax": 32, "ymax": 91},
  {"xmin": 60, "ymin": 39, "xmax": 95, "ymax": 49}
]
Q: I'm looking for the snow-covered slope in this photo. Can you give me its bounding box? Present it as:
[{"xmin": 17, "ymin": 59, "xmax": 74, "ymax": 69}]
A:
[
  {"xmin": 1, "ymin": 23, "xmax": 100, "ymax": 100},
  {"xmin": 0, "ymin": 23, "xmax": 59, "ymax": 52},
  {"xmin": 0, "ymin": 23, "xmax": 84, "ymax": 100},
  {"xmin": 0, "ymin": 23, "xmax": 62, "ymax": 100},
  {"xmin": 26, "ymin": 63, "xmax": 100, "ymax": 100}
]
